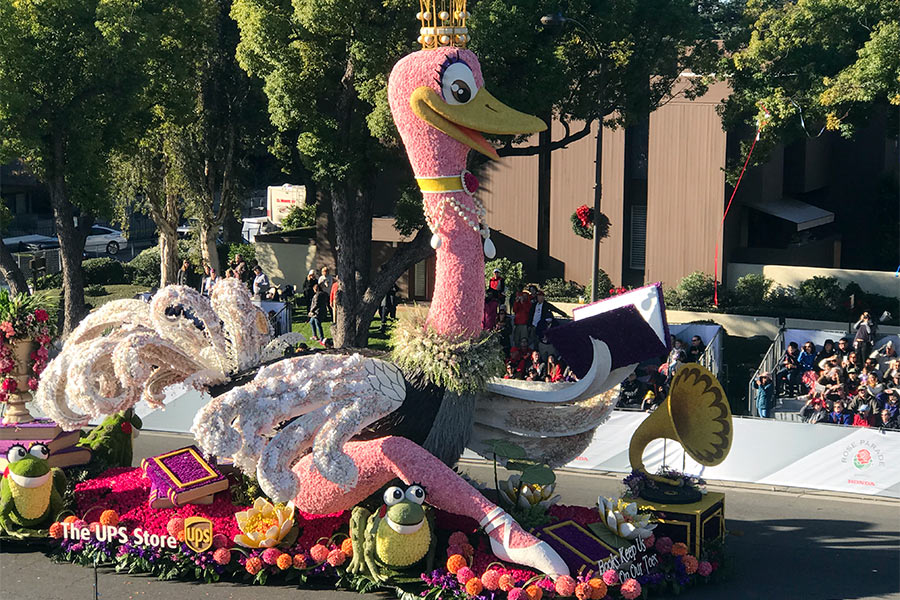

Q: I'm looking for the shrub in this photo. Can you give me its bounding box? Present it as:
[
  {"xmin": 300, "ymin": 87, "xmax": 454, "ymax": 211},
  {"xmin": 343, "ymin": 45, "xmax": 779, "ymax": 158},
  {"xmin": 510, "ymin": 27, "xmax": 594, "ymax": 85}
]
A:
[
  {"xmin": 732, "ymin": 273, "xmax": 772, "ymax": 306},
  {"xmin": 541, "ymin": 278, "xmax": 585, "ymax": 302},
  {"xmin": 584, "ymin": 269, "xmax": 614, "ymax": 302},
  {"xmin": 765, "ymin": 284, "xmax": 800, "ymax": 309},
  {"xmin": 797, "ymin": 276, "xmax": 844, "ymax": 311},
  {"xmin": 485, "ymin": 258, "xmax": 524, "ymax": 297},
  {"xmin": 35, "ymin": 272, "xmax": 62, "ymax": 290},
  {"xmin": 85, "ymin": 284, "xmax": 109, "ymax": 296},
  {"xmin": 82, "ymin": 257, "xmax": 127, "ymax": 285},
  {"xmin": 126, "ymin": 241, "xmax": 194, "ymax": 288},
  {"xmin": 222, "ymin": 243, "xmax": 256, "ymax": 268},
  {"xmin": 663, "ymin": 286, "xmax": 681, "ymax": 309},
  {"xmin": 280, "ymin": 204, "xmax": 317, "ymax": 231},
  {"xmin": 675, "ymin": 271, "xmax": 716, "ymax": 309}
]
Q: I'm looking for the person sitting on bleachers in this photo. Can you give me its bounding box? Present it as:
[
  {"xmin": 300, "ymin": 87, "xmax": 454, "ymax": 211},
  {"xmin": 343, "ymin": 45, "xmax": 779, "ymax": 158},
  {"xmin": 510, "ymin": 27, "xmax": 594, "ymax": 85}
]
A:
[
  {"xmin": 879, "ymin": 407, "xmax": 899, "ymax": 430},
  {"xmin": 798, "ymin": 394, "xmax": 830, "ymax": 424},
  {"xmin": 852, "ymin": 404, "xmax": 875, "ymax": 428},
  {"xmin": 871, "ymin": 340, "xmax": 897, "ymax": 373},
  {"xmin": 814, "ymin": 339, "xmax": 836, "ymax": 371},
  {"xmin": 686, "ymin": 335, "xmax": 705, "ymax": 363},
  {"xmin": 616, "ymin": 371, "xmax": 647, "ymax": 408},
  {"xmin": 827, "ymin": 399, "xmax": 854, "ymax": 426},
  {"xmin": 776, "ymin": 342, "xmax": 802, "ymax": 396}
]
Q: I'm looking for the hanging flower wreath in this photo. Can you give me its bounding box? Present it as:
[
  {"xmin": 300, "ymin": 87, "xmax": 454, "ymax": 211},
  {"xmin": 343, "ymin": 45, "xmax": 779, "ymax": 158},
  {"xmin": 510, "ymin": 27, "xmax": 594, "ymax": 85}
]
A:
[
  {"xmin": 570, "ymin": 205, "xmax": 611, "ymax": 241},
  {"xmin": 0, "ymin": 290, "xmax": 56, "ymax": 401}
]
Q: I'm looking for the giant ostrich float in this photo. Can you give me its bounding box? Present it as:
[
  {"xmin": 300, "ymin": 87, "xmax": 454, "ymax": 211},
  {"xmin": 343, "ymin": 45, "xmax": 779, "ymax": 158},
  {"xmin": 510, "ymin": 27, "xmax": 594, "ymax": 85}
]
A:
[{"xmin": 33, "ymin": 7, "xmax": 668, "ymax": 579}]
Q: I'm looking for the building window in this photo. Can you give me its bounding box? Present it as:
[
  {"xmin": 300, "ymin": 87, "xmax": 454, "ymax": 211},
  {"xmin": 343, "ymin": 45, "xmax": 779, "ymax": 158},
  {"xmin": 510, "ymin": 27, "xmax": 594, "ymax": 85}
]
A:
[
  {"xmin": 414, "ymin": 260, "xmax": 426, "ymax": 298},
  {"xmin": 629, "ymin": 205, "xmax": 647, "ymax": 270}
]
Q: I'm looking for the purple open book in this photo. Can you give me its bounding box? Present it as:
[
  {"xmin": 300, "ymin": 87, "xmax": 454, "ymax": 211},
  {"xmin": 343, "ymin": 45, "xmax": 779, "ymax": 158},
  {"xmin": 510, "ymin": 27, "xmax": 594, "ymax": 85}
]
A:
[{"xmin": 141, "ymin": 445, "xmax": 228, "ymax": 509}]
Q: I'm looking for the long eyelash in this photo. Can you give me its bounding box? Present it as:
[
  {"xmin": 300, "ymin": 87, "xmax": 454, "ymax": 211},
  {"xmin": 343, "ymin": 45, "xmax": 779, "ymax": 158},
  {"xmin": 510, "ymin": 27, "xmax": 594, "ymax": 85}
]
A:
[{"xmin": 436, "ymin": 52, "xmax": 466, "ymax": 86}]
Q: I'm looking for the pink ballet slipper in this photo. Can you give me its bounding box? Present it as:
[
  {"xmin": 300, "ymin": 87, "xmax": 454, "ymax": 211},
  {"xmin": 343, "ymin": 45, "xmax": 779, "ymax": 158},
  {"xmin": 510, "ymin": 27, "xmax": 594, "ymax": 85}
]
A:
[{"xmin": 479, "ymin": 507, "xmax": 569, "ymax": 579}]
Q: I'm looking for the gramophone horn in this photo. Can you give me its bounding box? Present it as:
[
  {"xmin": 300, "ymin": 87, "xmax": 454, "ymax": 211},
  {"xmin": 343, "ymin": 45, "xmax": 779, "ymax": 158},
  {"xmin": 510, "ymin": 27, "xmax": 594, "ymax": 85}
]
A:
[{"xmin": 628, "ymin": 364, "xmax": 732, "ymax": 482}]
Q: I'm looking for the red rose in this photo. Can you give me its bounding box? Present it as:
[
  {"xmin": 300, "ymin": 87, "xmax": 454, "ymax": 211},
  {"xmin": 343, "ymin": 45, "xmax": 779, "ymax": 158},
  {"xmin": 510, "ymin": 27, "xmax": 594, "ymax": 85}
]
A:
[
  {"xmin": 121, "ymin": 422, "xmax": 133, "ymax": 434},
  {"xmin": 28, "ymin": 378, "xmax": 39, "ymax": 391},
  {"xmin": 34, "ymin": 309, "xmax": 49, "ymax": 323}
]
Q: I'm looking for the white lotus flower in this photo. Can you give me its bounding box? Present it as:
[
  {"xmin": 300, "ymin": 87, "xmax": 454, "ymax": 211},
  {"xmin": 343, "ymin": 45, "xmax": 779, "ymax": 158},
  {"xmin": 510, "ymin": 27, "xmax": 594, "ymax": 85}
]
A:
[
  {"xmin": 597, "ymin": 496, "xmax": 656, "ymax": 540},
  {"xmin": 498, "ymin": 475, "xmax": 560, "ymax": 510}
]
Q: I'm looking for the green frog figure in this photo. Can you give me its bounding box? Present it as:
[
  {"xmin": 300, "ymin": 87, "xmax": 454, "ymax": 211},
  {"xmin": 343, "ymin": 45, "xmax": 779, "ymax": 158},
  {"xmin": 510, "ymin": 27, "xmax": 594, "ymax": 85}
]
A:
[
  {"xmin": 348, "ymin": 484, "xmax": 436, "ymax": 583},
  {"xmin": 0, "ymin": 443, "xmax": 66, "ymax": 536}
]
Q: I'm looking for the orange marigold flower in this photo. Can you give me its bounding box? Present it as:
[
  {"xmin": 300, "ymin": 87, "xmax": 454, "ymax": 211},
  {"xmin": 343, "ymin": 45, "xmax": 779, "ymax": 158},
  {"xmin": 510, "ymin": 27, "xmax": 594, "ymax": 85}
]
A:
[
  {"xmin": 176, "ymin": 530, "xmax": 185, "ymax": 542},
  {"xmin": 340, "ymin": 538, "xmax": 353, "ymax": 557},
  {"xmin": 99, "ymin": 510, "xmax": 119, "ymax": 527},
  {"xmin": 574, "ymin": 582, "xmax": 591, "ymax": 600},
  {"xmin": 293, "ymin": 554, "xmax": 308, "ymax": 569},
  {"xmin": 526, "ymin": 583, "xmax": 543, "ymax": 600},
  {"xmin": 245, "ymin": 557, "xmax": 262, "ymax": 575},
  {"xmin": 465, "ymin": 577, "xmax": 483, "ymax": 596},
  {"xmin": 672, "ymin": 542, "xmax": 689, "ymax": 556},
  {"xmin": 63, "ymin": 516, "xmax": 78, "ymax": 524},
  {"xmin": 682, "ymin": 554, "xmax": 699, "ymax": 574},
  {"xmin": 446, "ymin": 554, "xmax": 467, "ymax": 574},
  {"xmin": 276, "ymin": 553, "xmax": 292, "ymax": 570},
  {"xmin": 49, "ymin": 522, "xmax": 64, "ymax": 539},
  {"xmin": 588, "ymin": 578, "xmax": 607, "ymax": 599},
  {"xmin": 498, "ymin": 573, "xmax": 515, "ymax": 592}
]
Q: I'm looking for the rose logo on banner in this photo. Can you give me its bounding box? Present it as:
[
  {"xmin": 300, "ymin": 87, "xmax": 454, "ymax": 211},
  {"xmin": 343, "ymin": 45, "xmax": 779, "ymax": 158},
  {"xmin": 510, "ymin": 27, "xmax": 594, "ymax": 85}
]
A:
[
  {"xmin": 184, "ymin": 516, "xmax": 214, "ymax": 553},
  {"xmin": 853, "ymin": 449, "xmax": 873, "ymax": 471}
]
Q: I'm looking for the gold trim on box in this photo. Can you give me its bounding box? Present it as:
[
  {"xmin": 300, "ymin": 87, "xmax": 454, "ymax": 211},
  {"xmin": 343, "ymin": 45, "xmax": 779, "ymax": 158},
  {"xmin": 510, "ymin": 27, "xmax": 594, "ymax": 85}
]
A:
[
  {"xmin": 153, "ymin": 448, "xmax": 218, "ymax": 489},
  {"xmin": 539, "ymin": 521, "xmax": 600, "ymax": 567},
  {"xmin": 701, "ymin": 508, "xmax": 725, "ymax": 544}
]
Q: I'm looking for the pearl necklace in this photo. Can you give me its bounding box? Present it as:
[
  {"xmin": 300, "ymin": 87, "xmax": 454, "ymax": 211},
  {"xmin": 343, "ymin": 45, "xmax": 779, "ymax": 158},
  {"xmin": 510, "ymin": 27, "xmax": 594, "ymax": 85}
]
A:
[{"xmin": 423, "ymin": 193, "xmax": 495, "ymax": 258}]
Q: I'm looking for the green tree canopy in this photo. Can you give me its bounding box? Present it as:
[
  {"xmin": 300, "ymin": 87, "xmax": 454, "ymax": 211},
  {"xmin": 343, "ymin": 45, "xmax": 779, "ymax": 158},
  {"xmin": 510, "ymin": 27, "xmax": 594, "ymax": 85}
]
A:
[{"xmin": 721, "ymin": 0, "xmax": 899, "ymax": 148}]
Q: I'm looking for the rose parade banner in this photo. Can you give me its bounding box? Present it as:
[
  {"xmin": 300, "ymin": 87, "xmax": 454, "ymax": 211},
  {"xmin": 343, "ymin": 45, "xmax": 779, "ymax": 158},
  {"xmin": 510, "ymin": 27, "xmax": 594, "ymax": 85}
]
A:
[{"xmin": 533, "ymin": 411, "xmax": 900, "ymax": 499}]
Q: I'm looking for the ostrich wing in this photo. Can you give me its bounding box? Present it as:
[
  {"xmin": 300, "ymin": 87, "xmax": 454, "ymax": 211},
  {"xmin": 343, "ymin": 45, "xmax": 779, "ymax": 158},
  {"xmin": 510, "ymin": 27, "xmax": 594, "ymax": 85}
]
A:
[{"xmin": 470, "ymin": 339, "xmax": 637, "ymax": 468}]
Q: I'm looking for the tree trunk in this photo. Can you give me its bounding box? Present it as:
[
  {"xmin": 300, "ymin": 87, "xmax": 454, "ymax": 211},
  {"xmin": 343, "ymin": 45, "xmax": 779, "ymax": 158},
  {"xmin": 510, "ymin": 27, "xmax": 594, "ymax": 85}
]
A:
[
  {"xmin": 48, "ymin": 135, "xmax": 91, "ymax": 335},
  {"xmin": 158, "ymin": 225, "xmax": 178, "ymax": 286},
  {"xmin": 331, "ymin": 182, "xmax": 434, "ymax": 348},
  {"xmin": 199, "ymin": 222, "xmax": 220, "ymax": 274},
  {"xmin": 0, "ymin": 240, "xmax": 30, "ymax": 295},
  {"xmin": 222, "ymin": 211, "xmax": 242, "ymax": 244}
]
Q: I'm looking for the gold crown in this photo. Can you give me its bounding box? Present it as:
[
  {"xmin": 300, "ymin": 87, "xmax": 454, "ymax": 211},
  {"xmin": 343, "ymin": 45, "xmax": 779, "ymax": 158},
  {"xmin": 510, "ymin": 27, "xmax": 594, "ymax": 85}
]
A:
[{"xmin": 417, "ymin": 0, "xmax": 469, "ymax": 49}]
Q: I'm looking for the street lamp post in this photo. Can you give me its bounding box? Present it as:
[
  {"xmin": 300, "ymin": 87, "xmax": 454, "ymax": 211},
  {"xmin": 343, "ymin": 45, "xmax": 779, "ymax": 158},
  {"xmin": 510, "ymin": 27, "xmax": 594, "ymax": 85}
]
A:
[{"xmin": 540, "ymin": 13, "xmax": 604, "ymax": 302}]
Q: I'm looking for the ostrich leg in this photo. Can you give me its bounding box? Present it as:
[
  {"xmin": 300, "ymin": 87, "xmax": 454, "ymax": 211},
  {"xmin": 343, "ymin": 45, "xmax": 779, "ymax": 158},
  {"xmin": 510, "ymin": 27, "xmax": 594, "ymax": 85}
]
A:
[{"xmin": 291, "ymin": 436, "xmax": 568, "ymax": 578}]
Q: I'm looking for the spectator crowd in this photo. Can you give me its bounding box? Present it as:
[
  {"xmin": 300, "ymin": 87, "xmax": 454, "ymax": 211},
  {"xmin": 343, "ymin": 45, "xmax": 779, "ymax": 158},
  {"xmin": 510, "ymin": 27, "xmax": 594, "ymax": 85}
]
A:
[
  {"xmin": 753, "ymin": 313, "xmax": 899, "ymax": 429},
  {"xmin": 614, "ymin": 333, "xmax": 708, "ymax": 412}
]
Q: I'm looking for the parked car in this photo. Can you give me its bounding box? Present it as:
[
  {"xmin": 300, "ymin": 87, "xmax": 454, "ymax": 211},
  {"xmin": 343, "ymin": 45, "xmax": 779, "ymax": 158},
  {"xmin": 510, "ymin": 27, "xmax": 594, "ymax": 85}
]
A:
[{"xmin": 85, "ymin": 226, "xmax": 128, "ymax": 255}]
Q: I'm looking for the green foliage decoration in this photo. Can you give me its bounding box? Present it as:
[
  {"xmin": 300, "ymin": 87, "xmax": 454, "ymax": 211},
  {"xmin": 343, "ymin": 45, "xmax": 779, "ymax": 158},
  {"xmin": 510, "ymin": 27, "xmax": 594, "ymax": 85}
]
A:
[{"xmin": 390, "ymin": 311, "xmax": 504, "ymax": 395}]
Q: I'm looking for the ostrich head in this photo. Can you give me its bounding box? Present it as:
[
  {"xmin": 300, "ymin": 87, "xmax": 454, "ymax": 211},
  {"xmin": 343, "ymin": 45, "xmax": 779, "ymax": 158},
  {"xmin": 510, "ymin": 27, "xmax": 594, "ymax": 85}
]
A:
[{"xmin": 388, "ymin": 47, "xmax": 546, "ymax": 176}]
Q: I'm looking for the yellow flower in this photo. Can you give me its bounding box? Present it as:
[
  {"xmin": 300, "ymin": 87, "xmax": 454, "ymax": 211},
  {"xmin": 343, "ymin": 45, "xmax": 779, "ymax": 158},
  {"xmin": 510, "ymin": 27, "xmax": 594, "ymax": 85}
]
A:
[{"xmin": 234, "ymin": 497, "xmax": 295, "ymax": 548}]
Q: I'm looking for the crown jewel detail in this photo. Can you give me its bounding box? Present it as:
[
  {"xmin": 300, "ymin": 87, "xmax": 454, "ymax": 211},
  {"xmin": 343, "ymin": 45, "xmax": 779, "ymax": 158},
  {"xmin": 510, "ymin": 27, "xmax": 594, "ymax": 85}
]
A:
[{"xmin": 417, "ymin": 0, "xmax": 469, "ymax": 49}]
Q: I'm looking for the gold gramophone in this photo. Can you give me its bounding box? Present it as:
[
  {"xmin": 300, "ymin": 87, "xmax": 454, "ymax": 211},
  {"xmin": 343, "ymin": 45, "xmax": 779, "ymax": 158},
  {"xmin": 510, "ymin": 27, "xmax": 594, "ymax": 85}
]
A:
[{"xmin": 628, "ymin": 364, "xmax": 733, "ymax": 503}]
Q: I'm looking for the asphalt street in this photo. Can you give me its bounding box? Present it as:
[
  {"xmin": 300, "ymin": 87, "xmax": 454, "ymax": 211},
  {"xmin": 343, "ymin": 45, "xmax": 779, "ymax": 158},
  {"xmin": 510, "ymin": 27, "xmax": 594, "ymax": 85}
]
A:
[{"xmin": 1, "ymin": 431, "xmax": 898, "ymax": 600}]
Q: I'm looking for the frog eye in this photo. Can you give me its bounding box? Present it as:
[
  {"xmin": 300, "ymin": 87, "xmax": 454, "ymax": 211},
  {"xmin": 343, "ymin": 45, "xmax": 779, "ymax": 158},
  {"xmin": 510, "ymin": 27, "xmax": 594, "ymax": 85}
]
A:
[
  {"xmin": 405, "ymin": 485, "xmax": 425, "ymax": 505},
  {"xmin": 6, "ymin": 445, "xmax": 27, "ymax": 463},
  {"xmin": 383, "ymin": 486, "xmax": 404, "ymax": 506},
  {"xmin": 29, "ymin": 443, "xmax": 49, "ymax": 460}
]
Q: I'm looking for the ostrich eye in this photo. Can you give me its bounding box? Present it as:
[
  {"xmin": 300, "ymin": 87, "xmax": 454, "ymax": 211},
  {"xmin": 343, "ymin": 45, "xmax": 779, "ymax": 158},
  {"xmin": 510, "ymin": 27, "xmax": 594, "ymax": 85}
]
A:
[
  {"xmin": 441, "ymin": 61, "xmax": 478, "ymax": 105},
  {"xmin": 7, "ymin": 445, "xmax": 27, "ymax": 463},
  {"xmin": 405, "ymin": 485, "xmax": 425, "ymax": 504},
  {"xmin": 383, "ymin": 486, "xmax": 404, "ymax": 506},
  {"xmin": 29, "ymin": 443, "xmax": 49, "ymax": 460}
]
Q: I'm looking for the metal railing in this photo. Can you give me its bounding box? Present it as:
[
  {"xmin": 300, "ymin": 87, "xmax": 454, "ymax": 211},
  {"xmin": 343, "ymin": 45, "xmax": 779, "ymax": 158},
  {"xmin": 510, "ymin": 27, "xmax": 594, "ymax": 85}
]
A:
[
  {"xmin": 748, "ymin": 328, "xmax": 785, "ymax": 416},
  {"xmin": 698, "ymin": 327, "xmax": 723, "ymax": 376}
]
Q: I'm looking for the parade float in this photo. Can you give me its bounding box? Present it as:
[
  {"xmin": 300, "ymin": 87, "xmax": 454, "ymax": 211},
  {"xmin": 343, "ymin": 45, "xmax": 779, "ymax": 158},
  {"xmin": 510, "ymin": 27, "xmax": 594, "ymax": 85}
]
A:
[{"xmin": 0, "ymin": 2, "xmax": 733, "ymax": 598}]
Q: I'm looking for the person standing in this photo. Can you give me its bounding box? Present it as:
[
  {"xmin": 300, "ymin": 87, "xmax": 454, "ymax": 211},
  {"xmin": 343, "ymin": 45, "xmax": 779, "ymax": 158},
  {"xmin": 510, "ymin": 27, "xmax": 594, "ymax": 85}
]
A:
[
  {"xmin": 512, "ymin": 289, "xmax": 532, "ymax": 346},
  {"xmin": 303, "ymin": 270, "xmax": 317, "ymax": 309},
  {"xmin": 488, "ymin": 268, "xmax": 505, "ymax": 302},
  {"xmin": 176, "ymin": 259, "xmax": 194, "ymax": 288},
  {"xmin": 202, "ymin": 267, "xmax": 218, "ymax": 296},
  {"xmin": 318, "ymin": 266, "xmax": 334, "ymax": 296},
  {"xmin": 308, "ymin": 283, "xmax": 328, "ymax": 341},
  {"xmin": 754, "ymin": 372, "xmax": 776, "ymax": 418},
  {"xmin": 528, "ymin": 291, "xmax": 566, "ymax": 346},
  {"xmin": 380, "ymin": 283, "xmax": 400, "ymax": 332},
  {"xmin": 252, "ymin": 265, "xmax": 270, "ymax": 298},
  {"xmin": 853, "ymin": 312, "xmax": 875, "ymax": 368}
]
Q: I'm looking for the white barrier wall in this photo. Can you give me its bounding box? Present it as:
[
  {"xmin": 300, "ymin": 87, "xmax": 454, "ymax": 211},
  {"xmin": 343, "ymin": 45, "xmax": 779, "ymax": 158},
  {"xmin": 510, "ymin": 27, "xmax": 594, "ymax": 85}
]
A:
[
  {"xmin": 553, "ymin": 411, "xmax": 900, "ymax": 499},
  {"xmin": 143, "ymin": 389, "xmax": 900, "ymax": 499}
]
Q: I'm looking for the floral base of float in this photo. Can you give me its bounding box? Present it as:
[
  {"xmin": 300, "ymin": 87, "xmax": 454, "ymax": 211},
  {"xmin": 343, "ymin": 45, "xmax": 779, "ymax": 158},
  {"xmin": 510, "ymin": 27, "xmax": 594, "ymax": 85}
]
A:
[{"xmin": 39, "ymin": 466, "xmax": 727, "ymax": 598}]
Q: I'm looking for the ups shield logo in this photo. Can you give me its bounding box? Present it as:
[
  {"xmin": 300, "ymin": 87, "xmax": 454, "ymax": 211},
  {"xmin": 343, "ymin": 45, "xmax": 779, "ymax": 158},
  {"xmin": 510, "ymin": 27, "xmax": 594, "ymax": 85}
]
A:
[{"xmin": 184, "ymin": 516, "xmax": 214, "ymax": 553}]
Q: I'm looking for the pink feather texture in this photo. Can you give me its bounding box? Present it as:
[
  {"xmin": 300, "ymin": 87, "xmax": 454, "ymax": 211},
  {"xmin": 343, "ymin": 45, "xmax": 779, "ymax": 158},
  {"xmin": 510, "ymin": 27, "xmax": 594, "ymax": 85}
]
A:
[{"xmin": 388, "ymin": 48, "xmax": 487, "ymax": 338}]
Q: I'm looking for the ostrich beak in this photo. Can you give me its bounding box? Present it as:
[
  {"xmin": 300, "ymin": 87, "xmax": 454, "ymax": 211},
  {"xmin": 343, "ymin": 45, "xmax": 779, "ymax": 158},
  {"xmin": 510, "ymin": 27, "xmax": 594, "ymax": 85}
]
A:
[{"xmin": 410, "ymin": 86, "xmax": 547, "ymax": 160}]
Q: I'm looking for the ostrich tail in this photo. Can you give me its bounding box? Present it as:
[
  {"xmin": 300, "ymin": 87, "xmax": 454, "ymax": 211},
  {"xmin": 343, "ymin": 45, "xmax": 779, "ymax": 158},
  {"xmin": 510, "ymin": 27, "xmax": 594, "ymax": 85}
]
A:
[{"xmin": 422, "ymin": 390, "xmax": 476, "ymax": 466}]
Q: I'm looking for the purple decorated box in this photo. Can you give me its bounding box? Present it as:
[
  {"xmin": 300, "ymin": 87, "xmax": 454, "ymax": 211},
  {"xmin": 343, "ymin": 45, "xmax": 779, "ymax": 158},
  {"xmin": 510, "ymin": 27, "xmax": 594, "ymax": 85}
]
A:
[{"xmin": 141, "ymin": 445, "xmax": 227, "ymax": 509}]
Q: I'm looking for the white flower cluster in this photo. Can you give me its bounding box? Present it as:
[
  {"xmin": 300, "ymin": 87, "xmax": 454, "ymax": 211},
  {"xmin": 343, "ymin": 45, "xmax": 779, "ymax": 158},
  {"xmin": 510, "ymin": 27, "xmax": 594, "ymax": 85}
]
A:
[
  {"xmin": 192, "ymin": 353, "xmax": 406, "ymax": 502},
  {"xmin": 33, "ymin": 284, "xmax": 273, "ymax": 431}
]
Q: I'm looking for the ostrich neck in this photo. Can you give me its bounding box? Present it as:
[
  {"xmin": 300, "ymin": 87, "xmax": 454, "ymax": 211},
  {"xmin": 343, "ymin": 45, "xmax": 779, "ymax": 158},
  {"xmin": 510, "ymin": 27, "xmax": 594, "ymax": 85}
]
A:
[{"xmin": 423, "ymin": 191, "xmax": 485, "ymax": 339}]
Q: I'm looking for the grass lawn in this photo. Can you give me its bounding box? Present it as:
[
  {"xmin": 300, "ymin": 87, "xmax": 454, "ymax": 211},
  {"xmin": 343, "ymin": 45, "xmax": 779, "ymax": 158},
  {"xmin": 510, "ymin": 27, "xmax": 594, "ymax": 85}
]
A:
[
  {"xmin": 291, "ymin": 314, "xmax": 395, "ymax": 352},
  {"xmin": 41, "ymin": 284, "xmax": 151, "ymax": 312}
]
